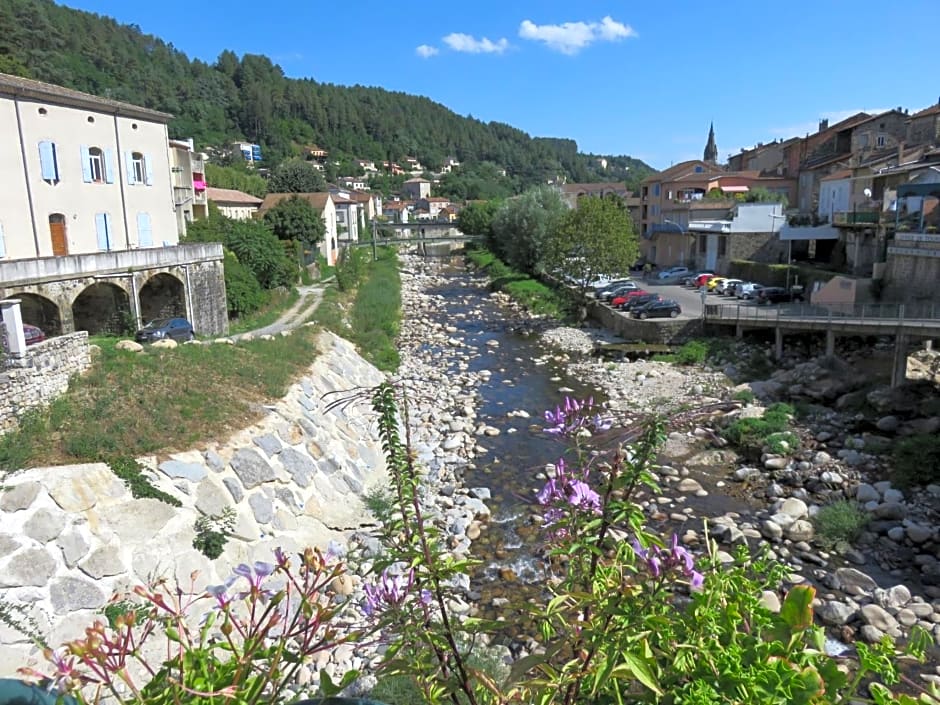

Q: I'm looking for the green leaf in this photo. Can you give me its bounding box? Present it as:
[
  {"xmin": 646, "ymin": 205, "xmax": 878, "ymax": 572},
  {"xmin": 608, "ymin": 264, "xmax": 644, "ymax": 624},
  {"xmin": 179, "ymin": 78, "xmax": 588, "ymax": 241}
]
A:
[
  {"xmin": 779, "ymin": 585, "xmax": 815, "ymax": 632},
  {"xmin": 611, "ymin": 651, "xmax": 662, "ymax": 696}
]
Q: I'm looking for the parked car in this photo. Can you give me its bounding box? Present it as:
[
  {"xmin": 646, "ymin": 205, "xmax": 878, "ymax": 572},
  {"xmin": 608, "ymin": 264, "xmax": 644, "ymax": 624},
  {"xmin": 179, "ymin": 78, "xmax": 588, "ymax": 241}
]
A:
[
  {"xmin": 756, "ymin": 287, "xmax": 805, "ymax": 305},
  {"xmin": 632, "ymin": 299, "xmax": 681, "ymax": 319},
  {"xmin": 657, "ymin": 266, "xmax": 690, "ymax": 280},
  {"xmin": 601, "ymin": 282, "xmax": 640, "ymax": 301},
  {"xmin": 23, "ymin": 324, "xmax": 45, "ymax": 345},
  {"xmin": 621, "ymin": 293, "xmax": 662, "ymax": 312},
  {"xmin": 611, "ymin": 289, "xmax": 650, "ymax": 308},
  {"xmin": 135, "ymin": 317, "xmax": 195, "ymax": 343},
  {"xmin": 682, "ymin": 271, "xmax": 713, "ymax": 287},
  {"xmin": 692, "ymin": 273, "xmax": 717, "ymax": 288},
  {"xmin": 706, "ymin": 276, "xmax": 728, "ymax": 292},
  {"xmin": 595, "ymin": 279, "xmax": 635, "ymax": 299},
  {"xmin": 715, "ymin": 278, "xmax": 743, "ymax": 295},
  {"xmin": 735, "ymin": 282, "xmax": 764, "ymax": 300}
]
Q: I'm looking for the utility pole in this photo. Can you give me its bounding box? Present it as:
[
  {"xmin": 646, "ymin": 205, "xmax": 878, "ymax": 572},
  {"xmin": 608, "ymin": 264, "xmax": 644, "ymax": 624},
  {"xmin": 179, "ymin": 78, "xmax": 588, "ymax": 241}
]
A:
[{"xmin": 371, "ymin": 217, "xmax": 377, "ymax": 261}]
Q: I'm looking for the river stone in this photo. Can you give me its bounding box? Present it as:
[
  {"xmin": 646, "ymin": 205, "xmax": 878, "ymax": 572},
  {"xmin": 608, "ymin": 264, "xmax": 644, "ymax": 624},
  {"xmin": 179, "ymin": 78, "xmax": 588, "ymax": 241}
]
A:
[
  {"xmin": 813, "ymin": 451, "xmax": 832, "ymax": 465},
  {"xmin": 4, "ymin": 548, "xmax": 57, "ymax": 587},
  {"xmin": 876, "ymin": 415, "xmax": 900, "ymax": 433},
  {"xmin": 764, "ymin": 457, "xmax": 789, "ymax": 470},
  {"xmin": 876, "ymin": 585, "xmax": 912, "ymax": 611},
  {"xmin": 115, "ymin": 339, "xmax": 144, "ymax": 352},
  {"xmin": 0, "ymin": 481, "xmax": 41, "ymax": 512},
  {"xmin": 887, "ymin": 526, "xmax": 905, "ymax": 542},
  {"xmin": 46, "ymin": 464, "xmax": 125, "ymax": 512},
  {"xmin": 836, "ymin": 567, "xmax": 878, "ymax": 596},
  {"xmin": 873, "ymin": 502, "xmax": 906, "ymax": 520},
  {"xmin": 860, "ymin": 625, "xmax": 885, "ymax": 644},
  {"xmin": 195, "ymin": 478, "xmax": 229, "ymax": 516},
  {"xmin": 907, "ymin": 524, "xmax": 933, "ymax": 544},
  {"xmin": 0, "ymin": 534, "xmax": 20, "ymax": 558},
  {"xmin": 105, "ymin": 498, "xmax": 177, "ymax": 541},
  {"xmin": 861, "ymin": 604, "xmax": 900, "ymax": 633},
  {"xmin": 253, "ymin": 434, "xmax": 282, "ymax": 458},
  {"xmin": 230, "ymin": 448, "xmax": 277, "ymax": 489},
  {"xmin": 818, "ymin": 601, "xmax": 856, "ymax": 626},
  {"xmin": 786, "ymin": 520, "xmax": 814, "ymax": 542},
  {"xmin": 80, "ymin": 545, "xmax": 125, "ymax": 579},
  {"xmin": 248, "ymin": 493, "xmax": 274, "ymax": 525},
  {"xmin": 761, "ymin": 520, "xmax": 784, "ymax": 541},
  {"xmin": 50, "ymin": 577, "xmax": 106, "ymax": 613},
  {"xmin": 677, "ymin": 478, "xmax": 703, "ymax": 493},
  {"xmin": 883, "ymin": 488, "xmax": 905, "ymax": 504},
  {"xmin": 158, "ymin": 460, "xmax": 207, "ymax": 483},
  {"xmin": 443, "ymin": 436, "xmax": 463, "ymax": 451},
  {"xmin": 855, "ymin": 483, "xmax": 880, "ymax": 503},
  {"xmin": 56, "ymin": 530, "xmax": 89, "ymax": 568},
  {"xmin": 779, "ymin": 498, "xmax": 808, "ymax": 520},
  {"xmin": 279, "ymin": 448, "xmax": 316, "ymax": 488},
  {"xmin": 23, "ymin": 508, "xmax": 66, "ymax": 543}
]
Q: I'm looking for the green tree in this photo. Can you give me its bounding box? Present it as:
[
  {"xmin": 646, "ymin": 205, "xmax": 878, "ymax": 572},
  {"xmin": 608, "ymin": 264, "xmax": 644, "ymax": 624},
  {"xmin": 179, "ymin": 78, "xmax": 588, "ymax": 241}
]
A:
[
  {"xmin": 268, "ymin": 159, "xmax": 327, "ymax": 193},
  {"xmin": 457, "ymin": 199, "xmax": 500, "ymax": 239},
  {"xmin": 542, "ymin": 195, "xmax": 639, "ymax": 301},
  {"xmin": 205, "ymin": 163, "xmax": 268, "ymax": 198},
  {"xmin": 221, "ymin": 250, "xmax": 264, "ymax": 316},
  {"xmin": 490, "ymin": 186, "xmax": 567, "ymax": 274},
  {"xmin": 263, "ymin": 195, "xmax": 325, "ymax": 249}
]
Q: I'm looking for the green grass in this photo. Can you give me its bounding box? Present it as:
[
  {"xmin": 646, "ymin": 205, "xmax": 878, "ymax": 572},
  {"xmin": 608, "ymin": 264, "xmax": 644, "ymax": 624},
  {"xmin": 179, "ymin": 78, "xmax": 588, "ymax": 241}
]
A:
[
  {"xmin": 466, "ymin": 247, "xmax": 564, "ymax": 317},
  {"xmin": 891, "ymin": 434, "xmax": 940, "ymax": 488},
  {"xmin": 721, "ymin": 402, "xmax": 795, "ymax": 458},
  {"xmin": 812, "ymin": 501, "xmax": 869, "ymax": 548},
  {"xmin": 0, "ymin": 326, "xmax": 321, "ymax": 474},
  {"xmin": 313, "ymin": 246, "xmax": 402, "ymax": 372},
  {"xmin": 227, "ymin": 287, "xmax": 299, "ymax": 335}
]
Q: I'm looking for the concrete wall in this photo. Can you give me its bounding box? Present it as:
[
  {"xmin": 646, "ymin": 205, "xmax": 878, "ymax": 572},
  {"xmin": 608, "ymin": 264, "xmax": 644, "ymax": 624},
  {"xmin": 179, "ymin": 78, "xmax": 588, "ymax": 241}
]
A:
[
  {"xmin": 588, "ymin": 301, "xmax": 703, "ymax": 343},
  {"xmin": 908, "ymin": 113, "xmax": 940, "ymax": 146},
  {"xmin": 885, "ymin": 233, "xmax": 940, "ymax": 300},
  {"xmin": 0, "ymin": 332, "xmax": 91, "ymax": 435}
]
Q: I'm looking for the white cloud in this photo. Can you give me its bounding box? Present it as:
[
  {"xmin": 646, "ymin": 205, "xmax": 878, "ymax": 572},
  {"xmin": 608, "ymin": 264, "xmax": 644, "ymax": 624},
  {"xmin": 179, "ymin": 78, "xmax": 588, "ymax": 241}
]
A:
[
  {"xmin": 415, "ymin": 44, "xmax": 439, "ymax": 59},
  {"xmin": 518, "ymin": 15, "xmax": 637, "ymax": 55},
  {"xmin": 442, "ymin": 33, "xmax": 509, "ymax": 54}
]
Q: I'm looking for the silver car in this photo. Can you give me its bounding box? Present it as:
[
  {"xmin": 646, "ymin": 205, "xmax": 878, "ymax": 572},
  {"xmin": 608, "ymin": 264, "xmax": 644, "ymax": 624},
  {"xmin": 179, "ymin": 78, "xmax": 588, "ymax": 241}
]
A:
[{"xmin": 736, "ymin": 282, "xmax": 764, "ymax": 300}]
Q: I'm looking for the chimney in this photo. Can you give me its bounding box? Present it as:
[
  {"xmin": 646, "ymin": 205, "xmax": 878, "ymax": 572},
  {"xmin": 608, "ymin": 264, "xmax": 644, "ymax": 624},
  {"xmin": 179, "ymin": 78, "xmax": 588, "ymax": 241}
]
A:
[{"xmin": 818, "ymin": 118, "xmax": 829, "ymax": 133}]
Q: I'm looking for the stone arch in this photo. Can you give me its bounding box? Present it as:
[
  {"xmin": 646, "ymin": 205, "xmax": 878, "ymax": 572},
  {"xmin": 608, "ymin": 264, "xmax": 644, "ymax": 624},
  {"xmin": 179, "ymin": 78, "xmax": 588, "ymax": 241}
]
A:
[
  {"xmin": 72, "ymin": 282, "xmax": 131, "ymax": 335},
  {"xmin": 139, "ymin": 272, "xmax": 186, "ymax": 323},
  {"xmin": 9, "ymin": 292, "xmax": 62, "ymax": 336}
]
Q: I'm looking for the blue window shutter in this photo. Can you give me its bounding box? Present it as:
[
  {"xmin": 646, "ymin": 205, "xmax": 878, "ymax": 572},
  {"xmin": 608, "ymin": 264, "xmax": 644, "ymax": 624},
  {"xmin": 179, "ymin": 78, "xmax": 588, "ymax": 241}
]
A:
[
  {"xmin": 105, "ymin": 213, "xmax": 114, "ymax": 250},
  {"xmin": 124, "ymin": 151, "xmax": 136, "ymax": 185},
  {"xmin": 104, "ymin": 148, "xmax": 115, "ymax": 184},
  {"xmin": 144, "ymin": 154, "xmax": 154, "ymax": 185},
  {"xmin": 80, "ymin": 145, "xmax": 92, "ymax": 182},
  {"xmin": 39, "ymin": 141, "xmax": 58, "ymax": 181},
  {"xmin": 0, "ymin": 223, "xmax": 6, "ymax": 258},
  {"xmin": 95, "ymin": 213, "xmax": 110, "ymax": 250},
  {"xmin": 137, "ymin": 212, "xmax": 152, "ymax": 247}
]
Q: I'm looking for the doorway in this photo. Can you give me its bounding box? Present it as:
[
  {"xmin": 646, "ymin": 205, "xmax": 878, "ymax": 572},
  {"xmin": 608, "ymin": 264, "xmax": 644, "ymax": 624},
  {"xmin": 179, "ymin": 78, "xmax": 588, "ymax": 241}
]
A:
[{"xmin": 49, "ymin": 213, "xmax": 68, "ymax": 256}]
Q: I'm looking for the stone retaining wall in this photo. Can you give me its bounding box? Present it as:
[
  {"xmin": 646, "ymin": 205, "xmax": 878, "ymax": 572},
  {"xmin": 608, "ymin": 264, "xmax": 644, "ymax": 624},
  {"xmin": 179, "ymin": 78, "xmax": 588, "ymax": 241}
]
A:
[
  {"xmin": 0, "ymin": 330, "xmax": 389, "ymax": 674},
  {"xmin": 588, "ymin": 301, "xmax": 704, "ymax": 343},
  {"xmin": 0, "ymin": 332, "xmax": 91, "ymax": 436}
]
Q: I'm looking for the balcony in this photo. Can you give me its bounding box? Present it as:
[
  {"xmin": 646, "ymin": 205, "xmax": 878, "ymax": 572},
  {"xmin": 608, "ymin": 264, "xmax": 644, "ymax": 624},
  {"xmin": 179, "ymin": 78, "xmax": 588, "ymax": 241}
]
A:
[
  {"xmin": 832, "ymin": 210, "xmax": 880, "ymax": 226},
  {"xmin": 173, "ymin": 186, "xmax": 193, "ymax": 206},
  {"xmin": 191, "ymin": 157, "xmax": 205, "ymax": 173},
  {"xmin": 194, "ymin": 190, "xmax": 207, "ymax": 205}
]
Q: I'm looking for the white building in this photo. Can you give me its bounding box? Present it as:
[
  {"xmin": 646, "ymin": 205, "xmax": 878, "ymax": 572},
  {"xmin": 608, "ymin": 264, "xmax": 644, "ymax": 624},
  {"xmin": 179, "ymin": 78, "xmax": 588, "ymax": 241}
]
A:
[
  {"xmin": 259, "ymin": 192, "xmax": 339, "ymax": 266},
  {"xmin": 206, "ymin": 187, "xmax": 263, "ymax": 220},
  {"xmin": 0, "ymin": 72, "xmax": 178, "ymax": 260},
  {"xmin": 168, "ymin": 137, "xmax": 208, "ymax": 236}
]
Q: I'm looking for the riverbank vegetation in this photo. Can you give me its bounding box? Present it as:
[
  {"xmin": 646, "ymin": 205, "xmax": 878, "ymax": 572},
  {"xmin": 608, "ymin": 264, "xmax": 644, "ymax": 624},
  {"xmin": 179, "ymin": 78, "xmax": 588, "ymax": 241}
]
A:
[
  {"xmin": 313, "ymin": 246, "xmax": 402, "ymax": 371},
  {"xmin": 0, "ymin": 326, "xmax": 320, "ymax": 474},
  {"xmin": 466, "ymin": 248, "xmax": 565, "ymax": 317}
]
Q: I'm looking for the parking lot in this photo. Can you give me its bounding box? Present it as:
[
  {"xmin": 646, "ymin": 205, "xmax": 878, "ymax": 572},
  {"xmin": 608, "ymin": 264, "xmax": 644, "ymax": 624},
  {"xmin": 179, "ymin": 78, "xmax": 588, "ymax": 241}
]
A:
[{"xmin": 595, "ymin": 275, "xmax": 770, "ymax": 321}]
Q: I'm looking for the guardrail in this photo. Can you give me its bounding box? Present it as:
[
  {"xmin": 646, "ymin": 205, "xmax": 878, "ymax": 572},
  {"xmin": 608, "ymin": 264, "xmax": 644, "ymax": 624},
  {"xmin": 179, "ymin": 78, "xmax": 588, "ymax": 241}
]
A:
[{"xmin": 705, "ymin": 301, "xmax": 940, "ymax": 324}]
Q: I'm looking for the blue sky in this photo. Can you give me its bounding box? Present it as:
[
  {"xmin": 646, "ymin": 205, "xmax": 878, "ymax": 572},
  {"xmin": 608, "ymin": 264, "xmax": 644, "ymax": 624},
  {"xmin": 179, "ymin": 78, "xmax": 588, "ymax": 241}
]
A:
[{"xmin": 63, "ymin": 0, "xmax": 940, "ymax": 170}]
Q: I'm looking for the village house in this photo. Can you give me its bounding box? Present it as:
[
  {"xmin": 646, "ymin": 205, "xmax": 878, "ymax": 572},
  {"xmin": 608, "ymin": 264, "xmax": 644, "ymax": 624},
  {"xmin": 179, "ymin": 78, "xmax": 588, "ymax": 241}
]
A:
[
  {"xmin": 0, "ymin": 72, "xmax": 228, "ymax": 337},
  {"xmin": 258, "ymin": 192, "xmax": 339, "ymax": 266},
  {"xmin": 402, "ymin": 177, "xmax": 431, "ymax": 200},
  {"xmin": 205, "ymin": 187, "xmax": 263, "ymax": 220},
  {"xmin": 415, "ymin": 196, "xmax": 452, "ymax": 220}
]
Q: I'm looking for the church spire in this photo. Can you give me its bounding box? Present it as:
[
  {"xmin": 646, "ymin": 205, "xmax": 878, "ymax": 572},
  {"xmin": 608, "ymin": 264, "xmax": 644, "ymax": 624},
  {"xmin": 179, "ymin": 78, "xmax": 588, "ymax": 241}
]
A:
[{"xmin": 704, "ymin": 122, "xmax": 718, "ymax": 164}]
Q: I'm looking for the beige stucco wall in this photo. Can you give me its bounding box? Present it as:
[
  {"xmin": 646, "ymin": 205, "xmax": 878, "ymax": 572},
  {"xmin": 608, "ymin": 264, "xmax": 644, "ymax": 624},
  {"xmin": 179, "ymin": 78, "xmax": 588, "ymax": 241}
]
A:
[
  {"xmin": 1, "ymin": 94, "xmax": 177, "ymax": 261},
  {"xmin": 217, "ymin": 204, "xmax": 258, "ymax": 221}
]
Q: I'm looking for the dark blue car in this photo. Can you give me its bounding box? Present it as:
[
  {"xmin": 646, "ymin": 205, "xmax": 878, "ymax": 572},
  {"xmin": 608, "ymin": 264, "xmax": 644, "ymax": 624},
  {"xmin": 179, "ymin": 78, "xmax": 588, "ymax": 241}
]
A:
[{"xmin": 135, "ymin": 317, "xmax": 195, "ymax": 343}]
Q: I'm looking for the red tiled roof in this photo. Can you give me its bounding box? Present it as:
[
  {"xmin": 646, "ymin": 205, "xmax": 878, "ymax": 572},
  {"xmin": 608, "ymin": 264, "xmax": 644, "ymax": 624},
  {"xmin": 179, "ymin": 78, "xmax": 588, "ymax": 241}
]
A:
[
  {"xmin": 206, "ymin": 187, "xmax": 263, "ymax": 205},
  {"xmin": 912, "ymin": 104, "xmax": 940, "ymax": 119}
]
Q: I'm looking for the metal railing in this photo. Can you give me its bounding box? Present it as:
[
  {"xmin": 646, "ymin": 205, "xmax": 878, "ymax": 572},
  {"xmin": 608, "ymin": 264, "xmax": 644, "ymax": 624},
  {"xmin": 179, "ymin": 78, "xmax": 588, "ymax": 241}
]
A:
[{"xmin": 706, "ymin": 301, "xmax": 940, "ymax": 324}]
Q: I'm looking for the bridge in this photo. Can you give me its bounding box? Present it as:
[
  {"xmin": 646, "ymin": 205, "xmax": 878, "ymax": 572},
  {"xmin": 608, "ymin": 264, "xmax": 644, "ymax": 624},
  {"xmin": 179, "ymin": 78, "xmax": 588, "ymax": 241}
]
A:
[
  {"xmin": 345, "ymin": 222, "xmax": 484, "ymax": 256},
  {"xmin": 704, "ymin": 301, "xmax": 940, "ymax": 387}
]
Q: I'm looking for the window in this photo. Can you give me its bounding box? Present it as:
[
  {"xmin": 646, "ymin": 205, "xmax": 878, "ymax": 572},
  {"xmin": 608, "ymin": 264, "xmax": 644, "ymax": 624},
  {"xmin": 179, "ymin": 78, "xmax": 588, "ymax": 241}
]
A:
[
  {"xmin": 38, "ymin": 141, "xmax": 60, "ymax": 183},
  {"xmin": 95, "ymin": 212, "xmax": 114, "ymax": 251},
  {"xmin": 653, "ymin": 184, "xmax": 661, "ymax": 197},
  {"xmin": 876, "ymin": 135, "xmax": 886, "ymax": 147},
  {"xmin": 82, "ymin": 146, "xmax": 114, "ymax": 184},
  {"xmin": 718, "ymin": 235, "xmax": 727, "ymax": 257},
  {"xmin": 137, "ymin": 212, "xmax": 153, "ymax": 247},
  {"xmin": 125, "ymin": 151, "xmax": 153, "ymax": 185},
  {"xmin": 694, "ymin": 165, "xmax": 704, "ymax": 173}
]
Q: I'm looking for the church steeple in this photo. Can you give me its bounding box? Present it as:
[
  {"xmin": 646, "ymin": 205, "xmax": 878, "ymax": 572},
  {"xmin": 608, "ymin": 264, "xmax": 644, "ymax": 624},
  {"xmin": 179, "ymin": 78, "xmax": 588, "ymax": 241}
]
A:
[{"xmin": 704, "ymin": 122, "xmax": 718, "ymax": 164}]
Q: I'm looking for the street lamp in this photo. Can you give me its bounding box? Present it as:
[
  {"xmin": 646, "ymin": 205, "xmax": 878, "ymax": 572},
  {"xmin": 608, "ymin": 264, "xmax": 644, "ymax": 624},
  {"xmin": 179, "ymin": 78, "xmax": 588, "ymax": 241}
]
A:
[
  {"xmin": 768, "ymin": 213, "xmax": 791, "ymax": 289},
  {"xmin": 662, "ymin": 218, "xmax": 688, "ymax": 266}
]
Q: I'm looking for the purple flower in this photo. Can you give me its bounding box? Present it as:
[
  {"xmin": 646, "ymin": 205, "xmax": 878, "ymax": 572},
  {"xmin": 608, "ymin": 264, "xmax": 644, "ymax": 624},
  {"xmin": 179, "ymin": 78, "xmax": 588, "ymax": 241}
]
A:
[
  {"xmin": 362, "ymin": 568, "xmax": 415, "ymax": 616},
  {"xmin": 543, "ymin": 397, "xmax": 612, "ymax": 438},
  {"xmin": 231, "ymin": 561, "xmax": 276, "ymax": 600},
  {"xmin": 565, "ymin": 480, "xmax": 601, "ymax": 513},
  {"xmin": 206, "ymin": 576, "xmax": 237, "ymax": 608},
  {"xmin": 632, "ymin": 535, "xmax": 704, "ymax": 589}
]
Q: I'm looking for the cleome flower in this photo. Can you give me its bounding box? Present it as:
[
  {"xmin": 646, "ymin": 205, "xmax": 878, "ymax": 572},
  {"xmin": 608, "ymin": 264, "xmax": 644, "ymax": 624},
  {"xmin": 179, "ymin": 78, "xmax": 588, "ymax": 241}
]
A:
[
  {"xmin": 362, "ymin": 568, "xmax": 418, "ymax": 616},
  {"xmin": 543, "ymin": 396, "xmax": 612, "ymax": 438},
  {"xmin": 632, "ymin": 534, "xmax": 704, "ymax": 590}
]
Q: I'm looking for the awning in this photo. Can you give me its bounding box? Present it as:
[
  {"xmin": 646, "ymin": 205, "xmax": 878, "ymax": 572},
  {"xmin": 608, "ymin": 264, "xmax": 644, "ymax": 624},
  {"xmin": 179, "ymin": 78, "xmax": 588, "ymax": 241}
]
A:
[{"xmin": 720, "ymin": 185, "xmax": 749, "ymax": 193}]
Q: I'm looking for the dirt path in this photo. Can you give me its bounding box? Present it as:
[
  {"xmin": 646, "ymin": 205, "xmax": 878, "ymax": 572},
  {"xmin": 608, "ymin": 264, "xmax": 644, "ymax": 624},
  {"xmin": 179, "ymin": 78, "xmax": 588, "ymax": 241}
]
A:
[{"xmin": 230, "ymin": 283, "xmax": 327, "ymax": 341}]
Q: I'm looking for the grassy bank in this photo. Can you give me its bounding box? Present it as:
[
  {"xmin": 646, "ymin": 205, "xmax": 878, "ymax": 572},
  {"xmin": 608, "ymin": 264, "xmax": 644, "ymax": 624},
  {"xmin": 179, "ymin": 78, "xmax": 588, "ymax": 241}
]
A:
[
  {"xmin": 313, "ymin": 246, "xmax": 401, "ymax": 371},
  {"xmin": 227, "ymin": 287, "xmax": 300, "ymax": 335},
  {"xmin": 465, "ymin": 247, "xmax": 565, "ymax": 318},
  {"xmin": 0, "ymin": 327, "xmax": 320, "ymax": 473}
]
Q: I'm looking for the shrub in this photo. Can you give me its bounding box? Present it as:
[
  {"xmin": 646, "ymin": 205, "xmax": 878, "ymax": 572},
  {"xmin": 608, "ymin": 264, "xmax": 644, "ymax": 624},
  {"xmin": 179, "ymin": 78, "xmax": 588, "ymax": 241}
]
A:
[
  {"xmin": 722, "ymin": 403, "xmax": 794, "ymax": 457},
  {"xmin": 813, "ymin": 501, "xmax": 870, "ymax": 548},
  {"xmin": 222, "ymin": 250, "xmax": 265, "ymax": 317},
  {"xmin": 675, "ymin": 340, "xmax": 709, "ymax": 365},
  {"xmin": 108, "ymin": 456, "xmax": 181, "ymax": 507},
  {"xmin": 892, "ymin": 434, "xmax": 940, "ymax": 488},
  {"xmin": 733, "ymin": 389, "xmax": 755, "ymax": 404},
  {"xmin": 192, "ymin": 507, "xmax": 236, "ymax": 559},
  {"xmin": 335, "ymin": 247, "xmax": 369, "ymax": 292}
]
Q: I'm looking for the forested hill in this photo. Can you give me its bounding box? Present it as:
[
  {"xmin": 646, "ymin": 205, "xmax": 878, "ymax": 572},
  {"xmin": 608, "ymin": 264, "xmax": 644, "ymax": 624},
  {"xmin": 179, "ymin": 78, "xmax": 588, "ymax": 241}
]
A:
[{"xmin": 0, "ymin": 0, "xmax": 653, "ymax": 190}]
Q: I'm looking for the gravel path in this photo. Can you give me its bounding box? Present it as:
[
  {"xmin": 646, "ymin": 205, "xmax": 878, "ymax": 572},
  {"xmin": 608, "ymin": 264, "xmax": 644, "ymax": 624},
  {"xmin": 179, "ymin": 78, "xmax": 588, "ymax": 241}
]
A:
[{"xmin": 231, "ymin": 284, "xmax": 326, "ymax": 341}]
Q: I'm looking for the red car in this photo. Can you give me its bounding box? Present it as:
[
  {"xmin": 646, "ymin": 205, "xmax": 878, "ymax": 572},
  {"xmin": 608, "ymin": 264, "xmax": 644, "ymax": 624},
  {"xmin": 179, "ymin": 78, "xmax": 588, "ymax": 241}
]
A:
[
  {"xmin": 611, "ymin": 289, "xmax": 649, "ymax": 308},
  {"xmin": 693, "ymin": 273, "xmax": 717, "ymax": 288},
  {"xmin": 23, "ymin": 324, "xmax": 45, "ymax": 345}
]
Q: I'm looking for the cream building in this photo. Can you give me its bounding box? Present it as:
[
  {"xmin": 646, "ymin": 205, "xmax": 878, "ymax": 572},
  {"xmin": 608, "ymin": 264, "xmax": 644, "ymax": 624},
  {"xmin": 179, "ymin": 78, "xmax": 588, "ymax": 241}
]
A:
[
  {"xmin": 206, "ymin": 187, "xmax": 263, "ymax": 220},
  {"xmin": 168, "ymin": 137, "xmax": 208, "ymax": 236},
  {"xmin": 258, "ymin": 192, "xmax": 339, "ymax": 266},
  {"xmin": 0, "ymin": 72, "xmax": 178, "ymax": 261}
]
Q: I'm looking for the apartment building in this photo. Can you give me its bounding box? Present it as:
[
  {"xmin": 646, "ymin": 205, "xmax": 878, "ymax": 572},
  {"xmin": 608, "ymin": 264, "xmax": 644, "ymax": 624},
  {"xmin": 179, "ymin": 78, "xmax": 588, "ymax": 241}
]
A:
[{"xmin": 168, "ymin": 137, "xmax": 208, "ymax": 236}]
